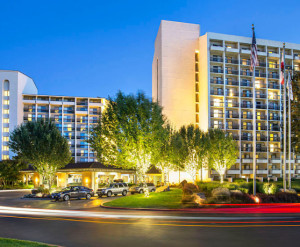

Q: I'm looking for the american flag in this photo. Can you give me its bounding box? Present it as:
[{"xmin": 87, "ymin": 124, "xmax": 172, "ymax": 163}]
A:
[
  {"xmin": 280, "ymin": 51, "xmax": 285, "ymax": 85},
  {"xmin": 250, "ymin": 25, "xmax": 258, "ymax": 72}
]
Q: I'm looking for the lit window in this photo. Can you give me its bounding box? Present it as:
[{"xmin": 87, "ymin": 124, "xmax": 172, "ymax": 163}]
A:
[
  {"xmin": 214, "ymin": 110, "xmax": 219, "ymax": 118},
  {"xmin": 269, "ymin": 92, "xmax": 274, "ymax": 100},
  {"xmin": 270, "ymin": 144, "xmax": 274, "ymax": 152},
  {"xmin": 3, "ymin": 128, "xmax": 9, "ymax": 132},
  {"xmin": 4, "ymin": 91, "xmax": 10, "ymax": 96},
  {"xmin": 2, "ymin": 137, "xmax": 9, "ymax": 142},
  {"xmin": 2, "ymin": 146, "xmax": 8, "ymax": 151},
  {"xmin": 255, "ymin": 81, "xmax": 260, "ymax": 89},
  {"xmin": 214, "ymin": 99, "xmax": 221, "ymax": 107},
  {"xmin": 2, "ymin": 155, "xmax": 9, "ymax": 160},
  {"xmin": 3, "ymin": 100, "xmax": 9, "ymax": 105},
  {"xmin": 3, "ymin": 109, "xmax": 9, "ymax": 114},
  {"xmin": 228, "ymin": 99, "xmax": 232, "ymax": 108},
  {"xmin": 3, "ymin": 118, "xmax": 9, "ymax": 123}
]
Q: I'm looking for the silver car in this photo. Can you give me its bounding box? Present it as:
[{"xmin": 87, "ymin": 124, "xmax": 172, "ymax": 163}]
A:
[
  {"xmin": 97, "ymin": 183, "xmax": 129, "ymax": 197},
  {"xmin": 130, "ymin": 183, "xmax": 156, "ymax": 194}
]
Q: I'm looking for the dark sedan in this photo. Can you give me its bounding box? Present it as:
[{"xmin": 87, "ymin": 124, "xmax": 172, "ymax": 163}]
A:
[{"xmin": 51, "ymin": 186, "xmax": 94, "ymax": 201}]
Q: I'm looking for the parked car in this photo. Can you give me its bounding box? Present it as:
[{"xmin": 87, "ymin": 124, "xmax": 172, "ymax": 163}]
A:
[
  {"xmin": 130, "ymin": 183, "xmax": 156, "ymax": 194},
  {"xmin": 97, "ymin": 183, "xmax": 129, "ymax": 197},
  {"xmin": 51, "ymin": 186, "xmax": 94, "ymax": 201}
]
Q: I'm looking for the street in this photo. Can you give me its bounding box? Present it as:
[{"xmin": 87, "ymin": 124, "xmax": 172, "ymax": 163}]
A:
[{"xmin": 1, "ymin": 191, "xmax": 300, "ymax": 246}]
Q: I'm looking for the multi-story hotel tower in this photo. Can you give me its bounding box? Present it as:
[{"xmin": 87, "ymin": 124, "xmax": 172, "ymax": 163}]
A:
[
  {"xmin": 0, "ymin": 70, "xmax": 106, "ymax": 163},
  {"xmin": 152, "ymin": 20, "xmax": 300, "ymax": 180}
]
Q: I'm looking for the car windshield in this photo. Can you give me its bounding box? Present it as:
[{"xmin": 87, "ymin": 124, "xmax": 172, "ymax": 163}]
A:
[
  {"xmin": 138, "ymin": 183, "xmax": 147, "ymax": 187},
  {"xmin": 61, "ymin": 187, "xmax": 72, "ymax": 191}
]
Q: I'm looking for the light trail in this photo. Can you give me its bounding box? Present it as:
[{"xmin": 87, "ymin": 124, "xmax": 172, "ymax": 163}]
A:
[{"xmin": 0, "ymin": 206, "xmax": 297, "ymax": 221}]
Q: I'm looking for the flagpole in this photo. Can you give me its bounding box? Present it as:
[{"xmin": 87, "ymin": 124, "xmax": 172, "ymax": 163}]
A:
[
  {"xmin": 288, "ymin": 71, "xmax": 292, "ymax": 190},
  {"xmin": 283, "ymin": 43, "xmax": 287, "ymax": 192},
  {"xmin": 252, "ymin": 24, "xmax": 257, "ymax": 196}
]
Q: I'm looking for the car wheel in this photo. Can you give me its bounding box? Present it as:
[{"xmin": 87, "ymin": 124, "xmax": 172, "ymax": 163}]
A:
[
  {"xmin": 122, "ymin": 190, "xmax": 127, "ymax": 196},
  {"xmin": 63, "ymin": 195, "xmax": 70, "ymax": 201},
  {"xmin": 139, "ymin": 190, "xmax": 143, "ymax": 194},
  {"xmin": 107, "ymin": 191, "xmax": 112, "ymax": 197},
  {"xmin": 114, "ymin": 194, "xmax": 117, "ymax": 196},
  {"xmin": 86, "ymin": 193, "xmax": 91, "ymax": 200},
  {"xmin": 151, "ymin": 189, "xmax": 155, "ymax": 192}
]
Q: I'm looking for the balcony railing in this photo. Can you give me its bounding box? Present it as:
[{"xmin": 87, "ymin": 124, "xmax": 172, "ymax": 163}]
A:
[
  {"xmin": 269, "ymin": 116, "xmax": 280, "ymax": 121},
  {"xmin": 269, "ymin": 137, "xmax": 280, "ymax": 142},
  {"xmin": 269, "ymin": 126, "xmax": 280, "ymax": 131},
  {"xmin": 241, "ymin": 103, "xmax": 253, "ymax": 108},
  {"xmin": 226, "ymin": 69, "xmax": 239, "ymax": 75},
  {"xmin": 227, "ymin": 124, "xmax": 240, "ymax": 130},
  {"xmin": 225, "ymin": 58, "xmax": 239, "ymax": 64},
  {"xmin": 241, "ymin": 114, "xmax": 253, "ymax": 119},
  {"xmin": 210, "ymin": 101, "xmax": 224, "ymax": 107},
  {"xmin": 241, "ymin": 93, "xmax": 253, "ymax": 98},
  {"xmin": 240, "ymin": 70, "xmax": 252, "ymax": 76},
  {"xmin": 269, "ymin": 73, "xmax": 279, "ymax": 79},
  {"xmin": 268, "ymin": 105, "xmax": 280, "ymax": 110},
  {"xmin": 210, "ymin": 57, "xmax": 223, "ymax": 62},
  {"xmin": 242, "ymin": 126, "xmax": 253, "ymax": 130},
  {"xmin": 226, "ymin": 102, "xmax": 239, "ymax": 108},
  {"xmin": 210, "ymin": 68, "xmax": 223, "ymax": 73},
  {"xmin": 268, "ymin": 83, "xmax": 280, "ymax": 89},
  {"xmin": 256, "ymin": 104, "xmax": 267, "ymax": 109},
  {"xmin": 256, "ymin": 93, "xmax": 267, "ymax": 99},
  {"xmin": 226, "ymin": 91, "xmax": 239, "ymax": 97},
  {"xmin": 210, "ymin": 79, "xmax": 224, "ymax": 84},
  {"xmin": 241, "ymin": 136, "xmax": 253, "ymax": 141},
  {"xmin": 226, "ymin": 113, "xmax": 239, "ymax": 118},
  {"xmin": 226, "ymin": 80, "xmax": 239, "ymax": 86},
  {"xmin": 210, "ymin": 89, "xmax": 224, "ymax": 96},
  {"xmin": 241, "ymin": 81, "xmax": 253, "ymax": 87}
]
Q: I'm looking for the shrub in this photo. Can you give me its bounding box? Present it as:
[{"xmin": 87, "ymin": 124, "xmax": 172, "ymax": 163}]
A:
[
  {"xmin": 212, "ymin": 187, "xmax": 230, "ymax": 199},
  {"xmin": 258, "ymin": 192, "xmax": 300, "ymax": 203},
  {"xmin": 262, "ymin": 183, "xmax": 279, "ymax": 194},
  {"xmin": 230, "ymin": 192, "xmax": 255, "ymax": 204}
]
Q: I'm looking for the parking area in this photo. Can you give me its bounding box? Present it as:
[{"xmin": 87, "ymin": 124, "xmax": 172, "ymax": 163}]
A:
[{"xmin": 0, "ymin": 190, "xmax": 125, "ymax": 210}]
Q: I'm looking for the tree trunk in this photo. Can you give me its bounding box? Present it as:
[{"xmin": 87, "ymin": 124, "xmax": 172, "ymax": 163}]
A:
[{"xmin": 220, "ymin": 174, "xmax": 224, "ymax": 183}]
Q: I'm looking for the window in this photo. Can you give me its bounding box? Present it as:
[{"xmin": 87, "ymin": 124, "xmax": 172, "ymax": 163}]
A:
[
  {"xmin": 270, "ymin": 144, "xmax": 274, "ymax": 152},
  {"xmin": 3, "ymin": 128, "xmax": 9, "ymax": 132},
  {"xmin": 2, "ymin": 145, "xmax": 9, "ymax": 151},
  {"xmin": 2, "ymin": 155, "xmax": 9, "ymax": 160},
  {"xmin": 4, "ymin": 91, "xmax": 9, "ymax": 96},
  {"xmin": 2, "ymin": 137, "xmax": 9, "ymax": 142},
  {"xmin": 3, "ymin": 100, "xmax": 9, "ymax": 105},
  {"xmin": 3, "ymin": 109, "xmax": 9, "ymax": 114},
  {"xmin": 3, "ymin": 118, "xmax": 9, "ymax": 123}
]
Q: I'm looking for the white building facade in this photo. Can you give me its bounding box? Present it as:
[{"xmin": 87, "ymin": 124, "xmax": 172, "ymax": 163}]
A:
[
  {"xmin": 153, "ymin": 20, "xmax": 300, "ymax": 180},
  {"xmin": 0, "ymin": 70, "xmax": 106, "ymax": 163}
]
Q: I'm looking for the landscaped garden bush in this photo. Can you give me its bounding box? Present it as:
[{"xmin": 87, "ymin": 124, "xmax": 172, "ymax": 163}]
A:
[
  {"xmin": 211, "ymin": 187, "xmax": 230, "ymax": 199},
  {"xmin": 258, "ymin": 192, "xmax": 300, "ymax": 203},
  {"xmin": 230, "ymin": 192, "xmax": 255, "ymax": 204},
  {"xmin": 262, "ymin": 183, "xmax": 279, "ymax": 194}
]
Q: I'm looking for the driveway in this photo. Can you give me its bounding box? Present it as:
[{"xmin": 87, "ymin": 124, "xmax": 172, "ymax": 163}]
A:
[{"xmin": 0, "ymin": 190, "xmax": 118, "ymax": 210}]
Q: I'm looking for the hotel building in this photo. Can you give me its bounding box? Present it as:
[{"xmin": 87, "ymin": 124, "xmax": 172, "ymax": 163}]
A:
[
  {"xmin": 152, "ymin": 20, "xmax": 300, "ymax": 180},
  {"xmin": 0, "ymin": 70, "xmax": 106, "ymax": 163}
]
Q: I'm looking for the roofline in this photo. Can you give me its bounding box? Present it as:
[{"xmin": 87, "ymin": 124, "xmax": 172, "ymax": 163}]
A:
[
  {"xmin": 0, "ymin": 70, "xmax": 38, "ymax": 89},
  {"xmin": 22, "ymin": 93, "xmax": 107, "ymax": 100}
]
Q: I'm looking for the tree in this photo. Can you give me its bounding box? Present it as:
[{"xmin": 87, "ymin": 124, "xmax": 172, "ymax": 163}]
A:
[
  {"xmin": 206, "ymin": 128, "xmax": 238, "ymax": 183},
  {"xmin": 176, "ymin": 125, "xmax": 208, "ymax": 183},
  {"xmin": 9, "ymin": 119, "xmax": 72, "ymax": 189},
  {"xmin": 0, "ymin": 160, "xmax": 26, "ymax": 187},
  {"xmin": 89, "ymin": 91, "xmax": 166, "ymax": 196},
  {"xmin": 291, "ymin": 72, "xmax": 300, "ymax": 153}
]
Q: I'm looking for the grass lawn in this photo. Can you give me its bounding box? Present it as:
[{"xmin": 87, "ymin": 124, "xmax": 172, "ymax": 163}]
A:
[
  {"xmin": 0, "ymin": 238, "xmax": 55, "ymax": 247},
  {"xmin": 103, "ymin": 189, "xmax": 183, "ymax": 209}
]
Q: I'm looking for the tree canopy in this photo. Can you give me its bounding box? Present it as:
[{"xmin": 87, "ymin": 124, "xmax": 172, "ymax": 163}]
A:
[
  {"xmin": 9, "ymin": 119, "xmax": 71, "ymax": 189},
  {"xmin": 291, "ymin": 72, "xmax": 300, "ymax": 153},
  {"xmin": 206, "ymin": 128, "xmax": 239, "ymax": 183},
  {"xmin": 89, "ymin": 91, "xmax": 166, "ymax": 191}
]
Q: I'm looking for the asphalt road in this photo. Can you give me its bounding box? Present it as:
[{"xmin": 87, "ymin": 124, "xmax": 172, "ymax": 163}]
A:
[{"xmin": 1, "ymin": 191, "xmax": 300, "ymax": 247}]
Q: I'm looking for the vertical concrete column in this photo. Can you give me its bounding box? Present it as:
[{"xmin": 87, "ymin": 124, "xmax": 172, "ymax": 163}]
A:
[{"xmin": 91, "ymin": 171, "xmax": 95, "ymax": 191}]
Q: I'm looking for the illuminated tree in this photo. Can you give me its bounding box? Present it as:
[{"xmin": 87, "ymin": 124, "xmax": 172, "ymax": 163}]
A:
[
  {"xmin": 89, "ymin": 91, "xmax": 166, "ymax": 196},
  {"xmin": 291, "ymin": 72, "xmax": 300, "ymax": 153},
  {"xmin": 9, "ymin": 119, "xmax": 71, "ymax": 189},
  {"xmin": 0, "ymin": 160, "xmax": 26, "ymax": 187},
  {"xmin": 176, "ymin": 125, "xmax": 208, "ymax": 183},
  {"xmin": 206, "ymin": 128, "xmax": 238, "ymax": 183}
]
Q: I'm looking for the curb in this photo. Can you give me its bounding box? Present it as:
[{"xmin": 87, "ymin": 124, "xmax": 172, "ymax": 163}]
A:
[{"xmin": 101, "ymin": 202, "xmax": 300, "ymax": 212}]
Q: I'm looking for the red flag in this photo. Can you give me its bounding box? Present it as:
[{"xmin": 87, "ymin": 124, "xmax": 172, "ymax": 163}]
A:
[{"xmin": 280, "ymin": 52, "xmax": 285, "ymax": 85}]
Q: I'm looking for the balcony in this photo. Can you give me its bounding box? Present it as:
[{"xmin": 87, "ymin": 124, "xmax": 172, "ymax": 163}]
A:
[
  {"xmin": 255, "ymin": 71, "xmax": 266, "ymax": 78},
  {"xmin": 226, "ymin": 91, "xmax": 239, "ymax": 97},
  {"xmin": 210, "ymin": 89, "xmax": 224, "ymax": 96},
  {"xmin": 241, "ymin": 93, "xmax": 253, "ymax": 98},
  {"xmin": 268, "ymin": 83, "xmax": 280, "ymax": 89},
  {"xmin": 226, "ymin": 102, "xmax": 239, "ymax": 108},
  {"xmin": 210, "ymin": 68, "xmax": 224, "ymax": 74},
  {"xmin": 210, "ymin": 79, "xmax": 224, "ymax": 85},
  {"xmin": 225, "ymin": 58, "xmax": 239, "ymax": 64},
  {"xmin": 269, "ymin": 73, "xmax": 279, "ymax": 79},
  {"xmin": 268, "ymin": 105, "xmax": 280, "ymax": 110},
  {"xmin": 242, "ymin": 126, "xmax": 253, "ymax": 131},
  {"xmin": 227, "ymin": 124, "xmax": 239, "ymax": 130},
  {"xmin": 256, "ymin": 126, "xmax": 268, "ymax": 131},
  {"xmin": 210, "ymin": 44, "xmax": 224, "ymax": 51},
  {"xmin": 269, "ymin": 126, "xmax": 280, "ymax": 131},
  {"xmin": 269, "ymin": 116, "xmax": 280, "ymax": 121},
  {"xmin": 210, "ymin": 101, "xmax": 224, "ymax": 107},
  {"xmin": 77, "ymin": 153, "xmax": 88, "ymax": 157},
  {"xmin": 241, "ymin": 136, "xmax": 253, "ymax": 141},
  {"xmin": 76, "ymin": 136, "xmax": 88, "ymax": 140},
  {"xmin": 241, "ymin": 103, "xmax": 253, "ymax": 108},
  {"xmin": 240, "ymin": 70, "xmax": 252, "ymax": 76},
  {"xmin": 269, "ymin": 137, "xmax": 280, "ymax": 142},
  {"xmin": 210, "ymin": 57, "xmax": 223, "ymax": 62},
  {"xmin": 226, "ymin": 113, "xmax": 239, "ymax": 119},
  {"xmin": 226, "ymin": 69, "xmax": 239, "ymax": 75},
  {"xmin": 256, "ymin": 104, "xmax": 267, "ymax": 109},
  {"xmin": 77, "ymin": 145, "xmax": 89, "ymax": 148},
  {"xmin": 226, "ymin": 80, "xmax": 239, "ymax": 86},
  {"xmin": 241, "ymin": 81, "xmax": 253, "ymax": 87},
  {"xmin": 256, "ymin": 93, "xmax": 267, "ymax": 99}
]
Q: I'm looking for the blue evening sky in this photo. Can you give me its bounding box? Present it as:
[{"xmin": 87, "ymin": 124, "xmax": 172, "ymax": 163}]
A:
[{"xmin": 1, "ymin": 0, "xmax": 299, "ymax": 99}]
